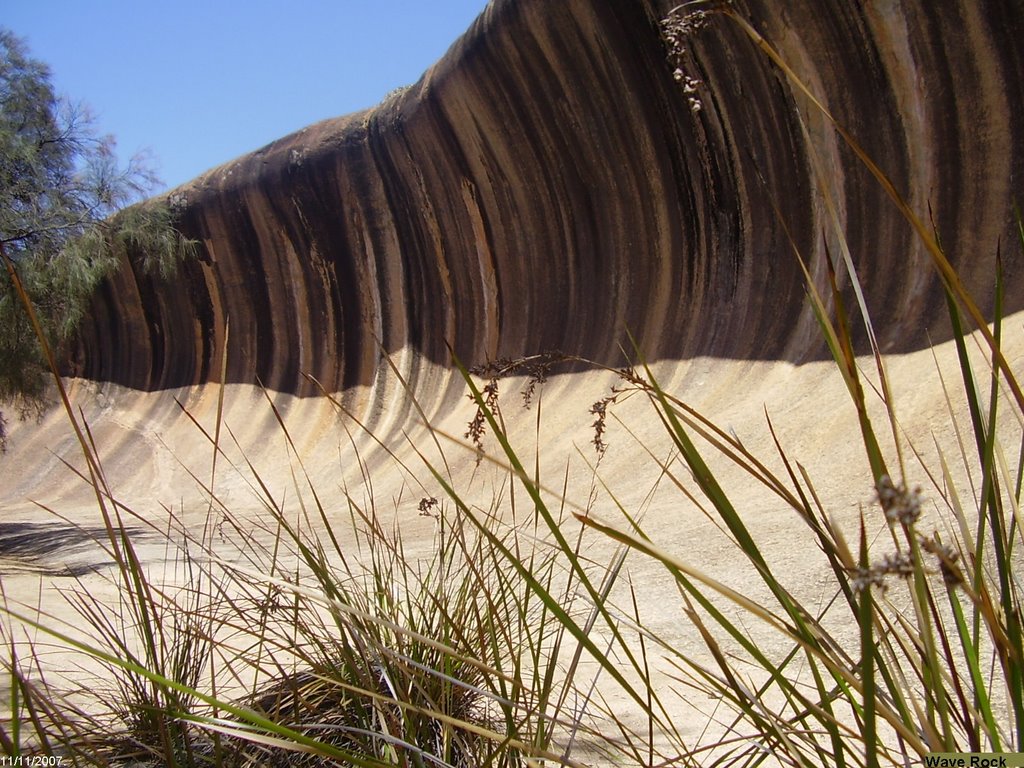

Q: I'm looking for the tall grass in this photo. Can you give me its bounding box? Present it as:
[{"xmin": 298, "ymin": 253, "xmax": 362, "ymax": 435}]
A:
[
  {"xmin": 0, "ymin": 361, "xmax": 611, "ymax": 765},
  {"xmin": 1, "ymin": 9, "xmax": 1022, "ymax": 767},
  {"xmin": 444, "ymin": 287, "xmax": 1023, "ymax": 765}
]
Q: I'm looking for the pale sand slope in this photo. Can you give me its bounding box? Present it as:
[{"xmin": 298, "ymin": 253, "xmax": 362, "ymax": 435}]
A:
[{"xmin": 2, "ymin": 315, "xmax": 1020, "ymax": 756}]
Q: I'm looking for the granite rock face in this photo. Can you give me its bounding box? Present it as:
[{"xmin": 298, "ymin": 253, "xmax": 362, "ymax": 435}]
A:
[{"xmin": 72, "ymin": 0, "xmax": 1024, "ymax": 405}]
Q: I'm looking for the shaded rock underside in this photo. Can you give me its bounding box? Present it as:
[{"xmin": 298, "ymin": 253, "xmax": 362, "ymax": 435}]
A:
[{"xmin": 70, "ymin": 0, "xmax": 1024, "ymax": 416}]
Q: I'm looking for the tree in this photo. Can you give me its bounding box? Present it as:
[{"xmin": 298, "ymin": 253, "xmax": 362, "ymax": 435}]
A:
[{"xmin": 0, "ymin": 28, "xmax": 195, "ymax": 450}]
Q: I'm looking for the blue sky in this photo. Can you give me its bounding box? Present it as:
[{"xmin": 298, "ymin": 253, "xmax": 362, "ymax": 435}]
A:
[{"xmin": 4, "ymin": 1, "xmax": 489, "ymax": 191}]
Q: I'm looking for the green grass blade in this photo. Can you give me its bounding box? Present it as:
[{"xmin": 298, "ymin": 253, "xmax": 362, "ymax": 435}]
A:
[{"xmin": 949, "ymin": 589, "xmax": 1002, "ymax": 751}]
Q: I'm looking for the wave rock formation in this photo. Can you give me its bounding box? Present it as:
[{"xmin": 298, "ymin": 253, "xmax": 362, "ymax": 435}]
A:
[
  {"xmin": 4, "ymin": 0, "xmax": 1023, "ymax": 531},
  {"xmin": 70, "ymin": 0, "xmax": 1023, "ymax": 412},
  {"xmin": 4, "ymin": 4, "xmax": 1024, "ymax": 748}
]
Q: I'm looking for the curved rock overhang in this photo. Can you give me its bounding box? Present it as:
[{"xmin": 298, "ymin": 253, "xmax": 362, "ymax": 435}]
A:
[{"xmin": 71, "ymin": 0, "xmax": 1024, "ymax": 403}]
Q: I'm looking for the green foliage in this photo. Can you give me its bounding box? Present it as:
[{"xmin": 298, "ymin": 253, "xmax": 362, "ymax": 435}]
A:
[{"xmin": 0, "ymin": 28, "xmax": 195, "ymax": 450}]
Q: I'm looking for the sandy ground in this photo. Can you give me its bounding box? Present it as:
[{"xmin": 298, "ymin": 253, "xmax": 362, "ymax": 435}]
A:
[{"xmin": 1, "ymin": 315, "xmax": 1022, "ymax": 762}]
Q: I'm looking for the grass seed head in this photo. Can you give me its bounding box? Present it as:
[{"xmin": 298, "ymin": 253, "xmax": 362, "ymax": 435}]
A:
[
  {"xmin": 920, "ymin": 534, "xmax": 964, "ymax": 587},
  {"xmin": 875, "ymin": 474, "xmax": 923, "ymax": 527},
  {"xmin": 660, "ymin": 2, "xmax": 718, "ymax": 112}
]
